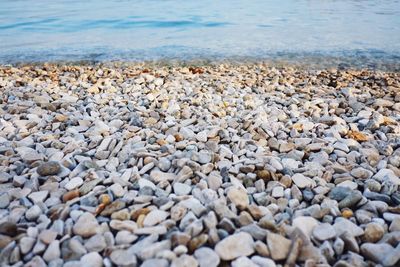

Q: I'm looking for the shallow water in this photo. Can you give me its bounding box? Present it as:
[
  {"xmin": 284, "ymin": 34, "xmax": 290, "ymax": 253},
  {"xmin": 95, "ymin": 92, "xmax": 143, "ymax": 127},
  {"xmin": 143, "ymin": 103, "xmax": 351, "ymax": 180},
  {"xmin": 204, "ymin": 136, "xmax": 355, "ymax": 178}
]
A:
[{"xmin": 0, "ymin": 0, "xmax": 400, "ymax": 67}]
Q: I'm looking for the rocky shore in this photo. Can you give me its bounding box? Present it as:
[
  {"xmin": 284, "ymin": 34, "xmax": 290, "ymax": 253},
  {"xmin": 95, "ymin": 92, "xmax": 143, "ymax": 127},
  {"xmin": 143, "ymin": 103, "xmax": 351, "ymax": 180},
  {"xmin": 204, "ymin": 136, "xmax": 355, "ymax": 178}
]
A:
[{"xmin": 0, "ymin": 63, "xmax": 399, "ymax": 267}]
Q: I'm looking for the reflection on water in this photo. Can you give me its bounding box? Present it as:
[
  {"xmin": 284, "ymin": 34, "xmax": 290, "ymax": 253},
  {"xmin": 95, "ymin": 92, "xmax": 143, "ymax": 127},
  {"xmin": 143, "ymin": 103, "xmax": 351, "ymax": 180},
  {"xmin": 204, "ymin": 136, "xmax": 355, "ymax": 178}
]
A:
[{"xmin": 0, "ymin": 0, "xmax": 399, "ymax": 66}]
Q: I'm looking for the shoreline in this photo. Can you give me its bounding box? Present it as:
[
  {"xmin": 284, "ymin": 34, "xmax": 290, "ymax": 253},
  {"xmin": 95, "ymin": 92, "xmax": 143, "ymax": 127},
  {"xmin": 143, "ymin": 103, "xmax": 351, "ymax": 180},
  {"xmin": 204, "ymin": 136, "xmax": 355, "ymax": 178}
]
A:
[
  {"xmin": 1, "ymin": 49, "xmax": 400, "ymax": 71},
  {"xmin": 0, "ymin": 63, "xmax": 399, "ymax": 266}
]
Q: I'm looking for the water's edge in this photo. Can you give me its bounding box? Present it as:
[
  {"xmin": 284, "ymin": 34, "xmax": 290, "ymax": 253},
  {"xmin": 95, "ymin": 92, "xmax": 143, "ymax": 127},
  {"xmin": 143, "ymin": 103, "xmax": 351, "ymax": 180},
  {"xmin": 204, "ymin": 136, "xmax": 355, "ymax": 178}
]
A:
[{"xmin": 2, "ymin": 50, "xmax": 399, "ymax": 71}]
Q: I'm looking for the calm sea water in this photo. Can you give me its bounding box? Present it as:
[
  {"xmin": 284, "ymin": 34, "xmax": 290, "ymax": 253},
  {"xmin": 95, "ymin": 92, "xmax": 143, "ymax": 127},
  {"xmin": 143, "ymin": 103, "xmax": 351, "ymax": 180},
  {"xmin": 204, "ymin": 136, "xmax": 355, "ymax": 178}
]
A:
[{"xmin": 0, "ymin": 0, "xmax": 399, "ymax": 66}]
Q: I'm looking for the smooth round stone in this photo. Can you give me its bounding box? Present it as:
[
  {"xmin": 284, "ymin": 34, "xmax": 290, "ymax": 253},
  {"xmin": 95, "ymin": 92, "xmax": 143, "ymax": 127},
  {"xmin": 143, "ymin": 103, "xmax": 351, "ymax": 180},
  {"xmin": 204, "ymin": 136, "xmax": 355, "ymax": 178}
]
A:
[
  {"xmin": 173, "ymin": 183, "xmax": 192, "ymax": 196},
  {"xmin": 80, "ymin": 252, "xmax": 103, "ymax": 267},
  {"xmin": 312, "ymin": 223, "xmax": 337, "ymax": 241},
  {"xmin": 232, "ymin": 256, "xmax": 258, "ymax": 267},
  {"xmin": 110, "ymin": 249, "xmax": 137, "ymax": 266},
  {"xmin": 158, "ymin": 158, "xmax": 171, "ymax": 172},
  {"xmin": 37, "ymin": 161, "xmax": 61, "ymax": 176},
  {"xmin": 194, "ymin": 247, "xmax": 220, "ymax": 267},
  {"xmin": 363, "ymin": 223, "xmax": 384, "ymax": 243}
]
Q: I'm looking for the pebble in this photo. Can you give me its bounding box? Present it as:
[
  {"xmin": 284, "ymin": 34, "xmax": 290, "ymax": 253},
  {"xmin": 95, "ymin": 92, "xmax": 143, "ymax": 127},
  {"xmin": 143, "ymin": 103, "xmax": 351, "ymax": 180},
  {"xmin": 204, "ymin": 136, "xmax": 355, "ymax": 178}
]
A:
[
  {"xmin": 73, "ymin": 212, "xmax": 100, "ymax": 237},
  {"xmin": 37, "ymin": 161, "xmax": 61, "ymax": 176},
  {"xmin": 143, "ymin": 210, "xmax": 169, "ymax": 227},
  {"xmin": 333, "ymin": 218, "xmax": 364, "ymax": 237},
  {"xmin": 25, "ymin": 205, "xmax": 42, "ymax": 221},
  {"xmin": 267, "ymin": 233, "xmax": 291, "ymax": 261},
  {"xmin": 215, "ymin": 232, "xmax": 255, "ymax": 261},
  {"xmin": 110, "ymin": 249, "xmax": 137, "ymax": 267},
  {"xmin": 292, "ymin": 173, "xmax": 315, "ymax": 188},
  {"xmin": 43, "ymin": 240, "xmax": 60, "ymax": 262},
  {"xmin": 227, "ymin": 188, "xmax": 249, "ymax": 209},
  {"xmin": 363, "ymin": 223, "xmax": 384, "ymax": 243},
  {"xmin": 194, "ymin": 247, "xmax": 220, "ymax": 267},
  {"xmin": 65, "ymin": 177, "xmax": 84, "ymax": 191},
  {"xmin": 80, "ymin": 252, "xmax": 103, "ymax": 267},
  {"xmin": 293, "ymin": 216, "xmax": 319, "ymax": 239},
  {"xmin": 173, "ymin": 182, "xmax": 192, "ymax": 196},
  {"xmin": 232, "ymin": 256, "xmax": 258, "ymax": 267}
]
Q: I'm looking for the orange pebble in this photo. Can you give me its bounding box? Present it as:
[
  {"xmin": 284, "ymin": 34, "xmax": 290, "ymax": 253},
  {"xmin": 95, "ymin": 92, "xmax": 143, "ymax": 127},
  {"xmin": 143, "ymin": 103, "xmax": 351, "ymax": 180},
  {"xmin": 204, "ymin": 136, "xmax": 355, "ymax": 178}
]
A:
[
  {"xmin": 99, "ymin": 194, "xmax": 111, "ymax": 205},
  {"xmin": 131, "ymin": 207, "xmax": 151, "ymax": 220},
  {"xmin": 95, "ymin": 203, "xmax": 106, "ymax": 215},
  {"xmin": 342, "ymin": 209, "xmax": 353, "ymax": 218},
  {"xmin": 62, "ymin": 190, "xmax": 79, "ymax": 202},
  {"xmin": 174, "ymin": 134, "xmax": 184, "ymax": 142},
  {"xmin": 137, "ymin": 214, "xmax": 146, "ymax": 228}
]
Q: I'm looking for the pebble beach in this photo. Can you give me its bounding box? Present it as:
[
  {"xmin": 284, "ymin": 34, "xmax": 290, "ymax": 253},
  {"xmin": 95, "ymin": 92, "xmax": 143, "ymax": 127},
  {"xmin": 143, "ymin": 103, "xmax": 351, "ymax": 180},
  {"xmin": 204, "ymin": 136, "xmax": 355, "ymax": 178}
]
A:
[{"xmin": 0, "ymin": 63, "xmax": 400, "ymax": 267}]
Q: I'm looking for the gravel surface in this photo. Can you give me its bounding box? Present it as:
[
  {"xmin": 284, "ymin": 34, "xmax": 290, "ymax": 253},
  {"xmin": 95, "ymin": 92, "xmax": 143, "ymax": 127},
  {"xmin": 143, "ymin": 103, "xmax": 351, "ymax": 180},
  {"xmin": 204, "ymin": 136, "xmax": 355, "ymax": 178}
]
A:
[{"xmin": 0, "ymin": 63, "xmax": 400, "ymax": 267}]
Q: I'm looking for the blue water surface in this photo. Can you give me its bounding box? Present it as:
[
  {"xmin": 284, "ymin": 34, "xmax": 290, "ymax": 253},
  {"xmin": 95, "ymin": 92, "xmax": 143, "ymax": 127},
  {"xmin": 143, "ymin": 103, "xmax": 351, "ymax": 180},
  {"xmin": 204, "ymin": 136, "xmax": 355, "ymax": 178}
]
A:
[{"xmin": 0, "ymin": 0, "xmax": 399, "ymax": 65}]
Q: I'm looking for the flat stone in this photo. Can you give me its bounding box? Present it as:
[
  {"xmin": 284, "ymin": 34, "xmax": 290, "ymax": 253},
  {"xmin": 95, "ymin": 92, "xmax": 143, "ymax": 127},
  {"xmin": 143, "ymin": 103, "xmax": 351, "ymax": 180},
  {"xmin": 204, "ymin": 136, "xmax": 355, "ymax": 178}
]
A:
[
  {"xmin": 351, "ymin": 167, "xmax": 373, "ymax": 179},
  {"xmin": 19, "ymin": 236, "xmax": 35, "ymax": 254},
  {"xmin": 361, "ymin": 243, "xmax": 394, "ymax": 265},
  {"xmin": 65, "ymin": 177, "xmax": 84, "ymax": 191},
  {"xmin": 110, "ymin": 249, "xmax": 137, "ymax": 267},
  {"xmin": 143, "ymin": 210, "xmax": 169, "ymax": 227},
  {"xmin": 215, "ymin": 232, "xmax": 255, "ymax": 261},
  {"xmin": 149, "ymin": 170, "xmax": 176, "ymax": 183},
  {"xmin": 194, "ymin": 247, "xmax": 220, "ymax": 267},
  {"xmin": 272, "ymin": 186, "xmax": 284, "ymax": 198},
  {"xmin": 73, "ymin": 212, "xmax": 100, "ymax": 238},
  {"xmin": 333, "ymin": 217, "xmax": 364, "ymax": 237},
  {"xmin": 312, "ymin": 223, "xmax": 337, "ymax": 241},
  {"xmin": 28, "ymin": 191, "xmax": 49, "ymax": 204},
  {"xmin": 292, "ymin": 173, "xmax": 315, "ymax": 188},
  {"xmin": 227, "ymin": 188, "xmax": 249, "ymax": 209},
  {"xmin": 25, "ymin": 205, "xmax": 42, "ymax": 221},
  {"xmin": 84, "ymin": 234, "xmax": 107, "ymax": 252},
  {"xmin": 373, "ymin": 169, "xmax": 400, "ymax": 185},
  {"xmin": 43, "ymin": 240, "xmax": 60, "ymax": 263},
  {"xmin": 267, "ymin": 233, "xmax": 291, "ymax": 261},
  {"xmin": 293, "ymin": 216, "xmax": 319, "ymax": 239},
  {"xmin": 173, "ymin": 182, "xmax": 192, "ymax": 196}
]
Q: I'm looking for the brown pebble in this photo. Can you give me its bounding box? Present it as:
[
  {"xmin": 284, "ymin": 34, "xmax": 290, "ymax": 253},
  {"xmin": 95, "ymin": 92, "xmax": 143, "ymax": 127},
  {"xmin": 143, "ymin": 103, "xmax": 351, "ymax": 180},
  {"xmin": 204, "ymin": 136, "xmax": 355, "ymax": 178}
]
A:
[
  {"xmin": 95, "ymin": 203, "xmax": 106, "ymax": 215},
  {"xmin": 157, "ymin": 139, "xmax": 168, "ymax": 146},
  {"xmin": 256, "ymin": 170, "xmax": 271, "ymax": 181},
  {"xmin": 62, "ymin": 190, "xmax": 80, "ymax": 202},
  {"xmin": 137, "ymin": 214, "xmax": 146, "ymax": 228},
  {"xmin": 174, "ymin": 133, "xmax": 184, "ymax": 142},
  {"xmin": 280, "ymin": 175, "xmax": 292, "ymax": 188},
  {"xmin": 0, "ymin": 234, "xmax": 13, "ymax": 249},
  {"xmin": 188, "ymin": 234, "xmax": 208, "ymax": 253},
  {"xmin": 131, "ymin": 207, "xmax": 151, "ymax": 220},
  {"xmin": 0, "ymin": 222, "xmax": 18, "ymax": 237}
]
